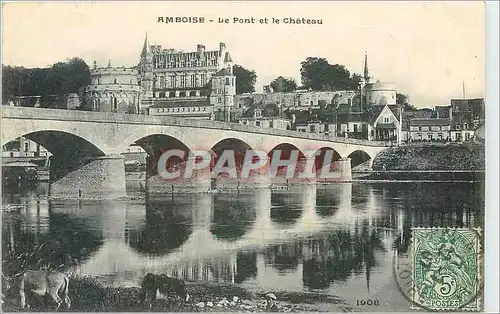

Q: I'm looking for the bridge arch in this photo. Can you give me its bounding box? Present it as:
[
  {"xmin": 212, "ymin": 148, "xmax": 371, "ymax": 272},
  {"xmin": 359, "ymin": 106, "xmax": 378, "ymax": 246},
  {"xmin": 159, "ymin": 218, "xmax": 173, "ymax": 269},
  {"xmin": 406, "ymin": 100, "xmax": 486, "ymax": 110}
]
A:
[
  {"xmin": 3, "ymin": 129, "xmax": 107, "ymax": 157},
  {"xmin": 267, "ymin": 143, "xmax": 307, "ymax": 181},
  {"xmin": 347, "ymin": 149, "xmax": 373, "ymax": 169},
  {"xmin": 120, "ymin": 126, "xmax": 197, "ymax": 153},
  {"xmin": 209, "ymin": 137, "xmax": 255, "ymax": 180}
]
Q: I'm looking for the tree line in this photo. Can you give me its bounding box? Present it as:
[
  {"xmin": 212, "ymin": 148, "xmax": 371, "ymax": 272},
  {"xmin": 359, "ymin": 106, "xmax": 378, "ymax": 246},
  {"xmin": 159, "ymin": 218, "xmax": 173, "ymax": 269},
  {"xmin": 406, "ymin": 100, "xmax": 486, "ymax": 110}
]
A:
[
  {"xmin": 2, "ymin": 57, "xmax": 91, "ymax": 105},
  {"xmin": 2, "ymin": 56, "xmax": 413, "ymax": 107}
]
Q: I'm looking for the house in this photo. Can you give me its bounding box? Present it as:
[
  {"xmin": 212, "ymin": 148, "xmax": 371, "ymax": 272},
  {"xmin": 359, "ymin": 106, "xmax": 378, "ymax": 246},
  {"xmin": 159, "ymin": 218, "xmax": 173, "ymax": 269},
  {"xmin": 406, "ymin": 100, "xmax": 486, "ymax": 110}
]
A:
[
  {"xmin": 409, "ymin": 119, "xmax": 452, "ymax": 141},
  {"xmin": 367, "ymin": 104, "xmax": 402, "ymax": 143}
]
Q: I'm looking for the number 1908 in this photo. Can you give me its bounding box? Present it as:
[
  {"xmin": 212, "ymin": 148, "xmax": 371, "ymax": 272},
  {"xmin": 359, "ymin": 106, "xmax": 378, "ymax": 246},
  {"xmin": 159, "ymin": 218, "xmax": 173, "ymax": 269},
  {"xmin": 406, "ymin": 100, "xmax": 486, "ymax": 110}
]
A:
[{"xmin": 356, "ymin": 299, "xmax": 380, "ymax": 306}]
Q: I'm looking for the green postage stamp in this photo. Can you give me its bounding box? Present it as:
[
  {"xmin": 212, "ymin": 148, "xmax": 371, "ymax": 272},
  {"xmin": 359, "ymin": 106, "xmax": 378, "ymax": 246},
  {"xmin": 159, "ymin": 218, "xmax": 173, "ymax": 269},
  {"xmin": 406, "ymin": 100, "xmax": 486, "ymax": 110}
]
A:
[{"xmin": 410, "ymin": 228, "xmax": 483, "ymax": 311}]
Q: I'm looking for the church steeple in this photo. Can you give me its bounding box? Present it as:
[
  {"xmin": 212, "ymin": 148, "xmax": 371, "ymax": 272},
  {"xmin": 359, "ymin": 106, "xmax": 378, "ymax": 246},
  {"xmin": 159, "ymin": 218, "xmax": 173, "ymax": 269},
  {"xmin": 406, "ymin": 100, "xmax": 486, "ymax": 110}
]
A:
[
  {"xmin": 141, "ymin": 32, "xmax": 152, "ymax": 57},
  {"xmin": 364, "ymin": 51, "xmax": 370, "ymax": 83}
]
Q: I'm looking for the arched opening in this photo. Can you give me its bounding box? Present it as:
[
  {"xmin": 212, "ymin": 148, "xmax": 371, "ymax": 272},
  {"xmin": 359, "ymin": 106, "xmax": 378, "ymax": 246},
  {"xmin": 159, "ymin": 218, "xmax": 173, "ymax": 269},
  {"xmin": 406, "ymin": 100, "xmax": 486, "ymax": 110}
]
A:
[
  {"xmin": 189, "ymin": 91, "xmax": 197, "ymax": 97},
  {"xmin": 3, "ymin": 131, "xmax": 105, "ymax": 184},
  {"xmin": 313, "ymin": 147, "xmax": 341, "ymax": 179},
  {"xmin": 348, "ymin": 150, "xmax": 372, "ymax": 169},
  {"xmin": 267, "ymin": 143, "xmax": 306, "ymax": 183},
  {"xmin": 209, "ymin": 138, "xmax": 254, "ymax": 183},
  {"xmin": 159, "ymin": 92, "xmax": 166, "ymax": 98},
  {"xmin": 169, "ymin": 91, "xmax": 176, "ymax": 98},
  {"xmin": 179, "ymin": 91, "xmax": 186, "ymax": 97},
  {"xmin": 129, "ymin": 134, "xmax": 192, "ymax": 183}
]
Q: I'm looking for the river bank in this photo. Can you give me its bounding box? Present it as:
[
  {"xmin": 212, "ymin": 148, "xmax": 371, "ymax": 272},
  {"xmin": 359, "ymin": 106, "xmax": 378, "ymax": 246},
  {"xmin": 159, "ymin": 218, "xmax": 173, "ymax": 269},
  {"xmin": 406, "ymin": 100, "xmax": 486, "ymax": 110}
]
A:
[
  {"xmin": 2, "ymin": 275, "xmax": 354, "ymax": 313},
  {"xmin": 372, "ymin": 142, "xmax": 485, "ymax": 171}
]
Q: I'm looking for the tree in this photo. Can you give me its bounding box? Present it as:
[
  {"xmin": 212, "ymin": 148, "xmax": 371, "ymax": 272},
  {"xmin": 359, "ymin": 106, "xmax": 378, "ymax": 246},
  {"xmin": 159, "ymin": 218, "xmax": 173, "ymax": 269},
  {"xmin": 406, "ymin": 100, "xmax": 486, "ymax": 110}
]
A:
[
  {"xmin": 397, "ymin": 93, "xmax": 417, "ymax": 111},
  {"xmin": 396, "ymin": 93, "xmax": 409, "ymax": 105},
  {"xmin": 2, "ymin": 57, "xmax": 91, "ymax": 106},
  {"xmin": 233, "ymin": 64, "xmax": 257, "ymax": 94},
  {"xmin": 270, "ymin": 76, "xmax": 297, "ymax": 92},
  {"xmin": 300, "ymin": 57, "xmax": 361, "ymax": 91}
]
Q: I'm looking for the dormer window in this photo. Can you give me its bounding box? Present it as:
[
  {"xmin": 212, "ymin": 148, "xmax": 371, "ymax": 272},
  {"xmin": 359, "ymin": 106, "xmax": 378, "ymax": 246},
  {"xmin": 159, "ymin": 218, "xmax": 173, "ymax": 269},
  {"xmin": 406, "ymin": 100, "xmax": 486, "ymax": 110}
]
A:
[{"xmin": 254, "ymin": 109, "xmax": 262, "ymax": 118}]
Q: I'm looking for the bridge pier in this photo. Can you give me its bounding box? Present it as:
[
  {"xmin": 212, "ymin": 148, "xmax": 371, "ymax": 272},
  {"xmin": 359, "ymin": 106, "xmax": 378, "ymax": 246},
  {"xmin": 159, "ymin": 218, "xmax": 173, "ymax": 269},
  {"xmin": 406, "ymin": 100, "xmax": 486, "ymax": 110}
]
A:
[
  {"xmin": 50, "ymin": 154, "xmax": 126, "ymax": 200},
  {"xmin": 146, "ymin": 155, "xmax": 211, "ymax": 194},
  {"xmin": 334, "ymin": 158, "xmax": 352, "ymax": 181}
]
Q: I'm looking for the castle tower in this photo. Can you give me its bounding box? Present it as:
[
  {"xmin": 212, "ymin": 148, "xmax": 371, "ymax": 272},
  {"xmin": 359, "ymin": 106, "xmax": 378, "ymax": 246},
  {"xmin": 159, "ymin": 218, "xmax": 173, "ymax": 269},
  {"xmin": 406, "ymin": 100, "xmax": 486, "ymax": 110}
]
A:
[
  {"xmin": 210, "ymin": 67, "xmax": 236, "ymax": 122},
  {"xmin": 138, "ymin": 32, "xmax": 154, "ymax": 99}
]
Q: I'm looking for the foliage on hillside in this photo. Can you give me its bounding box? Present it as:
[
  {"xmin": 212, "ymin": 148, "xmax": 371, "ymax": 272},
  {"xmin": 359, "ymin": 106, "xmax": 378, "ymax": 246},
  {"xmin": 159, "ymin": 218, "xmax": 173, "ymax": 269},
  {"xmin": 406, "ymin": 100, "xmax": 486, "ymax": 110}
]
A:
[
  {"xmin": 2, "ymin": 58, "xmax": 91, "ymax": 107},
  {"xmin": 372, "ymin": 143, "xmax": 485, "ymax": 171}
]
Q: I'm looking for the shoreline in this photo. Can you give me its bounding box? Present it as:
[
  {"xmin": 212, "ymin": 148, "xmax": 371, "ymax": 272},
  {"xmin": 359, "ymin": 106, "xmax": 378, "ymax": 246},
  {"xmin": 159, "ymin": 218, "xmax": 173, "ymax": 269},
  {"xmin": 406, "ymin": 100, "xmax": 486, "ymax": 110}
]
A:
[{"xmin": 1, "ymin": 276, "xmax": 355, "ymax": 313}]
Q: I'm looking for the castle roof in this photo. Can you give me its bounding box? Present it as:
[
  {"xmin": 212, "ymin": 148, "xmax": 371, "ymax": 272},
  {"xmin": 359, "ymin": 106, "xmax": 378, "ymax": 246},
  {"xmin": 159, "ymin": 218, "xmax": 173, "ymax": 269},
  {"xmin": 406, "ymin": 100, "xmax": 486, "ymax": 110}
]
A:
[
  {"xmin": 141, "ymin": 32, "xmax": 151, "ymax": 57},
  {"xmin": 214, "ymin": 68, "xmax": 233, "ymax": 76},
  {"xmin": 224, "ymin": 52, "xmax": 233, "ymax": 63}
]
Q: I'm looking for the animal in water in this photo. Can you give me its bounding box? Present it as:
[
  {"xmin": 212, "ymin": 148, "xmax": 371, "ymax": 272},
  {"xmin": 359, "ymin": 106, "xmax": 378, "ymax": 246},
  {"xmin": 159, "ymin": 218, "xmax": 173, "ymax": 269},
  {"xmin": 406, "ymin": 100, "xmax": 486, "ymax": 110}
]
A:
[
  {"xmin": 139, "ymin": 273, "xmax": 190, "ymax": 308},
  {"xmin": 2, "ymin": 270, "xmax": 71, "ymax": 310}
]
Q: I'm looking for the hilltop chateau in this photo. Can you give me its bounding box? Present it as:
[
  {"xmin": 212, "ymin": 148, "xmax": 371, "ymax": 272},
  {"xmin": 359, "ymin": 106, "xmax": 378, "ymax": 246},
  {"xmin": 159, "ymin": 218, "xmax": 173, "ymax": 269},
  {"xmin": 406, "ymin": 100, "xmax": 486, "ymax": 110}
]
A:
[
  {"xmin": 80, "ymin": 34, "xmax": 483, "ymax": 144},
  {"xmin": 84, "ymin": 33, "xmax": 235, "ymax": 120}
]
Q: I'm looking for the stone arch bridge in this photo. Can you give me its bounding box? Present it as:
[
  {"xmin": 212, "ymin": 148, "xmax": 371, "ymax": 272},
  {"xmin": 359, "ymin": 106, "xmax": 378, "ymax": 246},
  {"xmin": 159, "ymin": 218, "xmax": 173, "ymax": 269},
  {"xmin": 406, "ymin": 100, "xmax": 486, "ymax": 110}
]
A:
[{"xmin": 2, "ymin": 107, "xmax": 390, "ymax": 199}]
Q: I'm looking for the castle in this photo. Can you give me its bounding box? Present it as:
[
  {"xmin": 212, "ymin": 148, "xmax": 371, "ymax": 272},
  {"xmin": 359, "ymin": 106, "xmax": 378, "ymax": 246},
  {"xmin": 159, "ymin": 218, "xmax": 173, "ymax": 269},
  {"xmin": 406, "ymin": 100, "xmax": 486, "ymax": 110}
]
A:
[{"xmin": 84, "ymin": 33, "xmax": 236, "ymax": 120}]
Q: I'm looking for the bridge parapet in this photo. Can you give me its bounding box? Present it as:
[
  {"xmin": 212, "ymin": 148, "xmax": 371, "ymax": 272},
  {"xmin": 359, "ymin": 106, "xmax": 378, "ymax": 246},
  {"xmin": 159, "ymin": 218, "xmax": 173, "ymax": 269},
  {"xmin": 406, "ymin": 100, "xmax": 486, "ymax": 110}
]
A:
[{"xmin": 2, "ymin": 107, "xmax": 390, "ymax": 147}]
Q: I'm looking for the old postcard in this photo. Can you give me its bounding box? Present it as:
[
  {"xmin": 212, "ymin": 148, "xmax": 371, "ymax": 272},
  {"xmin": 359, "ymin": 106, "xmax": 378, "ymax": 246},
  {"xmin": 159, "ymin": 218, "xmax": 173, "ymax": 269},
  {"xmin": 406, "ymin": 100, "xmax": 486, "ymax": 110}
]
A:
[{"xmin": 1, "ymin": 1, "xmax": 495, "ymax": 312}]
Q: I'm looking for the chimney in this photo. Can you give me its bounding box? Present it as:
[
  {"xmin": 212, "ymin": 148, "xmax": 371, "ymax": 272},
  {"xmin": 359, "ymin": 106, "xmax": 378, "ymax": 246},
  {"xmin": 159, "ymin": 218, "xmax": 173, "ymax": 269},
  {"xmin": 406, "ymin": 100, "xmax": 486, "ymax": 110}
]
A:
[
  {"xmin": 219, "ymin": 42, "xmax": 226, "ymax": 56},
  {"xmin": 197, "ymin": 44, "xmax": 205, "ymax": 56}
]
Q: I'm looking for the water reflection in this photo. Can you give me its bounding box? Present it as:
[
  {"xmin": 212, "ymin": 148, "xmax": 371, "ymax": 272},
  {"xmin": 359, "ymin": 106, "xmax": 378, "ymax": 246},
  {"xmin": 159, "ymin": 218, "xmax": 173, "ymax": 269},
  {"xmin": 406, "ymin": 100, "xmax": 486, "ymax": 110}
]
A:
[
  {"xmin": 127, "ymin": 195, "xmax": 193, "ymax": 256},
  {"xmin": 2, "ymin": 182, "xmax": 483, "ymax": 306}
]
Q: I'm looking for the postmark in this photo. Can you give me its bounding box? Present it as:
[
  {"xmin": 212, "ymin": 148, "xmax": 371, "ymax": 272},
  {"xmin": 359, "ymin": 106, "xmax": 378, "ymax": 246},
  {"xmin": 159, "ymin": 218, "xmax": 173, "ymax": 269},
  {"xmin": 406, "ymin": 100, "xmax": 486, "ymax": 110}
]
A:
[{"xmin": 408, "ymin": 228, "xmax": 483, "ymax": 311}]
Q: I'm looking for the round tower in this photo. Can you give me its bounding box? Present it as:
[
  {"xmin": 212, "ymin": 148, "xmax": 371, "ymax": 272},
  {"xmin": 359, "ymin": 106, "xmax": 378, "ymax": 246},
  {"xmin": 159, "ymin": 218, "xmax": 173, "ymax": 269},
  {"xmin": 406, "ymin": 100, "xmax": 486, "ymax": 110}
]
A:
[{"xmin": 85, "ymin": 61, "xmax": 142, "ymax": 114}]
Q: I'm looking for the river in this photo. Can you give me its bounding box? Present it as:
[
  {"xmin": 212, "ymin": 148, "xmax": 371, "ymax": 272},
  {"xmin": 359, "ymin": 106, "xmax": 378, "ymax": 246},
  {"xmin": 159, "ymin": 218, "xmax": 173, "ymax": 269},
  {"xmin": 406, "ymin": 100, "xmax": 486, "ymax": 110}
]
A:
[{"xmin": 1, "ymin": 181, "xmax": 484, "ymax": 312}]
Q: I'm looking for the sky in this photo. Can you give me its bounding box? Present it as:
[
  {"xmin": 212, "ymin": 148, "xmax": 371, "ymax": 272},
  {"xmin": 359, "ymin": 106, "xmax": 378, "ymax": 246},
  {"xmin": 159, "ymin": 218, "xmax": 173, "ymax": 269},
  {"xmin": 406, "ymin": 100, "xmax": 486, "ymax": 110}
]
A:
[{"xmin": 1, "ymin": 1, "xmax": 485, "ymax": 107}]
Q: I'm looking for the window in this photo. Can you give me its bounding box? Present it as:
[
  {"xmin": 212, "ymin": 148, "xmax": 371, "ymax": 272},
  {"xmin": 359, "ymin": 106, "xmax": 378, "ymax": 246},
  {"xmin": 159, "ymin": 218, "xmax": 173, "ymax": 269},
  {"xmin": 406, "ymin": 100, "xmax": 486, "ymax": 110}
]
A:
[
  {"xmin": 218, "ymin": 97, "xmax": 222, "ymax": 103},
  {"xmin": 384, "ymin": 117, "xmax": 390, "ymax": 123},
  {"xmin": 256, "ymin": 121, "xmax": 261, "ymax": 127},
  {"xmin": 428, "ymin": 134, "xmax": 433, "ymax": 140},
  {"xmin": 181, "ymin": 76, "xmax": 186, "ymax": 87},
  {"xmin": 114, "ymin": 78, "xmax": 117, "ymax": 84},
  {"xmin": 190, "ymin": 74, "xmax": 196, "ymax": 87},
  {"xmin": 24, "ymin": 142, "xmax": 29, "ymax": 152},
  {"xmin": 179, "ymin": 91, "xmax": 186, "ymax": 97},
  {"xmin": 169, "ymin": 91, "xmax": 176, "ymax": 97},
  {"xmin": 130, "ymin": 79, "xmax": 133, "ymax": 85},
  {"xmin": 348, "ymin": 99, "xmax": 352, "ymax": 106},
  {"xmin": 310, "ymin": 125, "xmax": 316, "ymax": 133},
  {"xmin": 226, "ymin": 78, "xmax": 230, "ymax": 85},
  {"xmin": 438, "ymin": 133, "xmax": 443, "ymax": 140},
  {"xmin": 354, "ymin": 124, "xmax": 358, "ymax": 133},
  {"xmin": 112, "ymin": 97, "xmax": 117, "ymax": 111},
  {"xmin": 456, "ymin": 124, "xmax": 461, "ymax": 130},
  {"xmin": 465, "ymin": 133, "xmax": 471, "ymax": 140},
  {"xmin": 160, "ymin": 76, "xmax": 166, "ymax": 88}
]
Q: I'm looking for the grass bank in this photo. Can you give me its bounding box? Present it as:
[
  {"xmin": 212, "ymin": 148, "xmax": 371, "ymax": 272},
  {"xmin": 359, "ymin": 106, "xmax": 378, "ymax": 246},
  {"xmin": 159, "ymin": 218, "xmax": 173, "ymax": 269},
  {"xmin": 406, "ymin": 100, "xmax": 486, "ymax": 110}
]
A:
[
  {"xmin": 2, "ymin": 276, "xmax": 354, "ymax": 313},
  {"xmin": 372, "ymin": 142, "xmax": 485, "ymax": 171}
]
